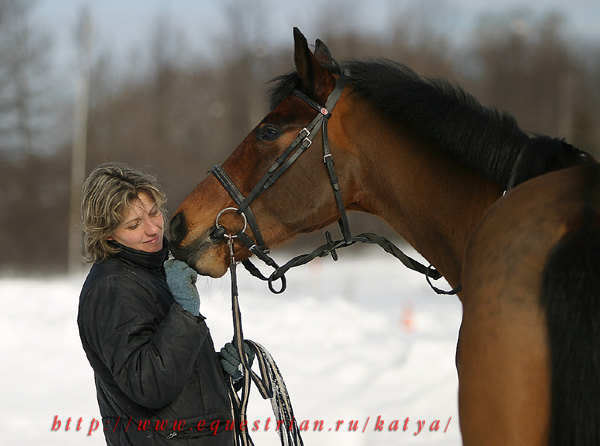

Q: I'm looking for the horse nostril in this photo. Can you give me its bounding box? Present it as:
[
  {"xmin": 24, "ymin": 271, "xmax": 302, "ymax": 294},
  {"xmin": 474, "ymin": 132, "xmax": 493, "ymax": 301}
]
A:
[{"xmin": 169, "ymin": 212, "xmax": 187, "ymax": 246}]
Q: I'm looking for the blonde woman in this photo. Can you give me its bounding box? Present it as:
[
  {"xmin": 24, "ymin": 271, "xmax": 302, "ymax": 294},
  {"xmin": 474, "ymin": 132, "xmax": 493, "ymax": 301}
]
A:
[{"xmin": 78, "ymin": 163, "xmax": 240, "ymax": 445}]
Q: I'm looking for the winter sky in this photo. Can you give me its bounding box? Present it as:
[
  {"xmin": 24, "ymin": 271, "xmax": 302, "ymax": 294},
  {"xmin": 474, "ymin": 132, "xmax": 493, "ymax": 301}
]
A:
[{"xmin": 35, "ymin": 0, "xmax": 600, "ymax": 78}]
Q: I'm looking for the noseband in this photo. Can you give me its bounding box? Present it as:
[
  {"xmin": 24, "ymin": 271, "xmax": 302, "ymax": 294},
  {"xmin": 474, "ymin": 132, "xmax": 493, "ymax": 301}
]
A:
[{"xmin": 210, "ymin": 79, "xmax": 460, "ymax": 295}]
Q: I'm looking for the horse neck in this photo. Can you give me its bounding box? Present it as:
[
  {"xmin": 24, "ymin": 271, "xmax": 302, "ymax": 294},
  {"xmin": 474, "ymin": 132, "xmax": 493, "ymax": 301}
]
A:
[{"xmin": 340, "ymin": 101, "xmax": 504, "ymax": 289}]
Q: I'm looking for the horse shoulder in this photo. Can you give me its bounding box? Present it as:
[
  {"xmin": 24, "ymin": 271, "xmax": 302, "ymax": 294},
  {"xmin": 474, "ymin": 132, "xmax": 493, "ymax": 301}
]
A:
[
  {"xmin": 456, "ymin": 164, "xmax": 598, "ymax": 445},
  {"xmin": 462, "ymin": 163, "xmax": 599, "ymax": 307}
]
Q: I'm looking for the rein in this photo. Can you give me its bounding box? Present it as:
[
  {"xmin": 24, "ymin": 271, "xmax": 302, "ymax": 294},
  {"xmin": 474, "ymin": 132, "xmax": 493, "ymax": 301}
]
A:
[
  {"xmin": 210, "ymin": 79, "xmax": 461, "ymax": 296},
  {"xmin": 224, "ymin": 233, "xmax": 303, "ymax": 446}
]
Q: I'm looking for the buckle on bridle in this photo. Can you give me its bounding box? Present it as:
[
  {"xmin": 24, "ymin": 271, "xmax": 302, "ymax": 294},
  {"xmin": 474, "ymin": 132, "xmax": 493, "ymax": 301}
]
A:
[
  {"xmin": 300, "ymin": 127, "xmax": 312, "ymax": 148},
  {"xmin": 249, "ymin": 244, "xmax": 270, "ymax": 255}
]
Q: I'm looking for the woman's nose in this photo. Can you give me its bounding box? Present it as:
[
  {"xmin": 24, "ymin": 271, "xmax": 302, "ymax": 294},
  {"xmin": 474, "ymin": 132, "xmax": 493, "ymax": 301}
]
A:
[{"xmin": 145, "ymin": 218, "xmax": 162, "ymax": 234}]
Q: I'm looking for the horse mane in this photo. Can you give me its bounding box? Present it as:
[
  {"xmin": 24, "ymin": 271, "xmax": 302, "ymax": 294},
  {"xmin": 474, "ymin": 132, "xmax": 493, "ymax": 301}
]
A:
[{"xmin": 268, "ymin": 59, "xmax": 590, "ymax": 188}]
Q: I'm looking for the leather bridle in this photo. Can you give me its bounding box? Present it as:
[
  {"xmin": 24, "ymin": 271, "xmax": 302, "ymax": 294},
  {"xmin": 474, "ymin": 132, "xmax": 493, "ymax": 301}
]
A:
[{"xmin": 209, "ymin": 78, "xmax": 460, "ymax": 295}]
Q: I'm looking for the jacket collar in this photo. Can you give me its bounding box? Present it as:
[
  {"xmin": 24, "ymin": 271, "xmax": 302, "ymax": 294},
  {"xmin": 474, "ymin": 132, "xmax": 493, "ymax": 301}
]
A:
[{"xmin": 110, "ymin": 238, "xmax": 169, "ymax": 271}]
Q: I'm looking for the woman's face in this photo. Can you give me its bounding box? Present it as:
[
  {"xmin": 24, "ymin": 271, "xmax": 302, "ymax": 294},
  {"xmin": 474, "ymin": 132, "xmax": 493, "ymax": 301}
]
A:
[{"xmin": 108, "ymin": 191, "xmax": 164, "ymax": 253}]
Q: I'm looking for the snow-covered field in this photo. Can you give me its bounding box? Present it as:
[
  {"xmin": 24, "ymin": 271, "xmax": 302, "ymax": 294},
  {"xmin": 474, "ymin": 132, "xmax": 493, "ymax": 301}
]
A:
[{"xmin": 0, "ymin": 247, "xmax": 463, "ymax": 445}]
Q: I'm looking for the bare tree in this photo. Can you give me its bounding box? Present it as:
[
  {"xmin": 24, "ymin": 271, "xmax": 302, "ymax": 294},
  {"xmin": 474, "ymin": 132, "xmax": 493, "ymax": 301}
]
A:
[
  {"xmin": 470, "ymin": 12, "xmax": 573, "ymax": 136},
  {"xmin": 0, "ymin": 0, "xmax": 52, "ymax": 157},
  {"xmin": 0, "ymin": 0, "xmax": 73, "ymax": 274},
  {"xmin": 68, "ymin": 4, "xmax": 92, "ymax": 273}
]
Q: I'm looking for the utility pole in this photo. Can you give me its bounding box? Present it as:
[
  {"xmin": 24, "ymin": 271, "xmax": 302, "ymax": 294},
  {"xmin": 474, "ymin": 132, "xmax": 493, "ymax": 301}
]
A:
[{"xmin": 68, "ymin": 4, "xmax": 92, "ymax": 274}]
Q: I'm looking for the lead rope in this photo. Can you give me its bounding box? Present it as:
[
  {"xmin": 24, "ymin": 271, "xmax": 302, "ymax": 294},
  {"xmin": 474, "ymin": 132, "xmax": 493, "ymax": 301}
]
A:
[{"xmin": 226, "ymin": 236, "xmax": 304, "ymax": 446}]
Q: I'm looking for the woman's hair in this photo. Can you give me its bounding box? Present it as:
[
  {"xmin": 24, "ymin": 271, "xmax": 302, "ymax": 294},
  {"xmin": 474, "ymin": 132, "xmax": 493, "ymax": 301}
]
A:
[{"xmin": 81, "ymin": 162, "xmax": 167, "ymax": 263}]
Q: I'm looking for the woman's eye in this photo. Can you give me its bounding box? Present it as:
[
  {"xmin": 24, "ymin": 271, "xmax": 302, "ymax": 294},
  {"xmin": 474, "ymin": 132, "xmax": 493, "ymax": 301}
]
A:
[
  {"xmin": 127, "ymin": 223, "xmax": 139, "ymax": 230},
  {"xmin": 256, "ymin": 125, "xmax": 281, "ymax": 142}
]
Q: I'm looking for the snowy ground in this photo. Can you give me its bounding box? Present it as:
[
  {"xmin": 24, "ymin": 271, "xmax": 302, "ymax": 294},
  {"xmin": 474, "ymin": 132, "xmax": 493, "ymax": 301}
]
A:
[{"xmin": 0, "ymin": 247, "xmax": 463, "ymax": 445}]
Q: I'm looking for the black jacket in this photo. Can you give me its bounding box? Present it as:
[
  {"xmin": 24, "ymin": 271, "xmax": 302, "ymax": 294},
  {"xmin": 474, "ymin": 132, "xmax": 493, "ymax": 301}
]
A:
[{"xmin": 78, "ymin": 241, "xmax": 235, "ymax": 445}]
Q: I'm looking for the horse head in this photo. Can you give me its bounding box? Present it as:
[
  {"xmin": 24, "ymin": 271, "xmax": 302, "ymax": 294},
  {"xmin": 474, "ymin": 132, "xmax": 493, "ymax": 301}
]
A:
[{"xmin": 169, "ymin": 29, "xmax": 357, "ymax": 277}]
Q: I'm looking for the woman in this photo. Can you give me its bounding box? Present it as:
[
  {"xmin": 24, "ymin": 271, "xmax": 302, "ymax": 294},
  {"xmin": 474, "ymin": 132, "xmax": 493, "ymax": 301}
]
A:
[{"xmin": 78, "ymin": 162, "xmax": 242, "ymax": 445}]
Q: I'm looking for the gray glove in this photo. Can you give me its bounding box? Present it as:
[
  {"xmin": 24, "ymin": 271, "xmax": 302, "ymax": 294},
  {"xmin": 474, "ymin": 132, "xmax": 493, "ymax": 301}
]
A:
[
  {"xmin": 164, "ymin": 259, "xmax": 200, "ymax": 315},
  {"xmin": 220, "ymin": 341, "xmax": 255, "ymax": 382}
]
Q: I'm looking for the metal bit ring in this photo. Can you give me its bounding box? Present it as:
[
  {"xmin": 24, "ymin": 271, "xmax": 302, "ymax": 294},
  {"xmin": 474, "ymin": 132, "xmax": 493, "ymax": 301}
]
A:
[{"xmin": 215, "ymin": 207, "xmax": 247, "ymax": 239}]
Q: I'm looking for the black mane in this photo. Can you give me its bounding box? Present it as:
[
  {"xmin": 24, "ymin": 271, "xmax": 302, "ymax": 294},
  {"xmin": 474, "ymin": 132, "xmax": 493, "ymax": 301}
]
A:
[{"xmin": 268, "ymin": 59, "xmax": 590, "ymax": 188}]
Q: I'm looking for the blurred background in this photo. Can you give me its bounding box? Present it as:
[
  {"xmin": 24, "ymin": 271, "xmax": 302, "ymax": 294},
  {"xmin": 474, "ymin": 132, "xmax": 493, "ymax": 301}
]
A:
[{"xmin": 1, "ymin": 0, "xmax": 599, "ymax": 274}]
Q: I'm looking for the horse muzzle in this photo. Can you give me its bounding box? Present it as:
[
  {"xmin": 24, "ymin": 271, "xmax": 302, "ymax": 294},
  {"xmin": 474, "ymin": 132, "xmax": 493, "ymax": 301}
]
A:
[{"xmin": 168, "ymin": 211, "xmax": 230, "ymax": 277}]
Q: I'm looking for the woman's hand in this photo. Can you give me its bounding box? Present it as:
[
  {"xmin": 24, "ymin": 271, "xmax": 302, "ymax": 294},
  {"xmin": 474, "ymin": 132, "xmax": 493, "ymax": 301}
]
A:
[
  {"xmin": 220, "ymin": 341, "xmax": 256, "ymax": 382},
  {"xmin": 164, "ymin": 259, "xmax": 200, "ymax": 315}
]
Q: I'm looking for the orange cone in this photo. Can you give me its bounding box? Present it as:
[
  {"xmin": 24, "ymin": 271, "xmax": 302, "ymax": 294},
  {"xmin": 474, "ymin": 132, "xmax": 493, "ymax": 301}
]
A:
[{"xmin": 400, "ymin": 302, "xmax": 415, "ymax": 332}]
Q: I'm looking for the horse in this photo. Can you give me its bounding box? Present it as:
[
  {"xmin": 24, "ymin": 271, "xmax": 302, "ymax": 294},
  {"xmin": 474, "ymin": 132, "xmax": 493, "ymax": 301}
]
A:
[{"xmin": 169, "ymin": 28, "xmax": 600, "ymax": 445}]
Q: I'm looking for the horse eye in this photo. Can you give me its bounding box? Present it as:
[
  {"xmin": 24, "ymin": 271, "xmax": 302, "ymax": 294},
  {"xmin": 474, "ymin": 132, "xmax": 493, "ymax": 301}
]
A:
[{"xmin": 256, "ymin": 125, "xmax": 281, "ymax": 142}]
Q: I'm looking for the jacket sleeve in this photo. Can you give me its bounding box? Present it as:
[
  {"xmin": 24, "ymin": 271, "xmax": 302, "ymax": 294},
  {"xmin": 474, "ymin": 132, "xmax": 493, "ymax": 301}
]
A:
[{"xmin": 79, "ymin": 273, "xmax": 209, "ymax": 409}]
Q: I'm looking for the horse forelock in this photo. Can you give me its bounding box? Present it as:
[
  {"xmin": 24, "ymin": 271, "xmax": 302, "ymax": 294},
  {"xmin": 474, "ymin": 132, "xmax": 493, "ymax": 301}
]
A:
[
  {"xmin": 267, "ymin": 55, "xmax": 342, "ymax": 110},
  {"xmin": 268, "ymin": 72, "xmax": 302, "ymax": 110}
]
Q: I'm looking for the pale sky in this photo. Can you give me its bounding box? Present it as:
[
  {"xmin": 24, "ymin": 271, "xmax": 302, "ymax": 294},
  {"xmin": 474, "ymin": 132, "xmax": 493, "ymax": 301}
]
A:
[
  {"xmin": 34, "ymin": 0, "xmax": 600, "ymax": 95},
  {"xmin": 37, "ymin": 0, "xmax": 600, "ymax": 57}
]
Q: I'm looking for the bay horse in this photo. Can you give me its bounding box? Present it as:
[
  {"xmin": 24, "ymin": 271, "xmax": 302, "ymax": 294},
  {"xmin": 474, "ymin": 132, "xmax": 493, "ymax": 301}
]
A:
[{"xmin": 169, "ymin": 28, "xmax": 600, "ymax": 445}]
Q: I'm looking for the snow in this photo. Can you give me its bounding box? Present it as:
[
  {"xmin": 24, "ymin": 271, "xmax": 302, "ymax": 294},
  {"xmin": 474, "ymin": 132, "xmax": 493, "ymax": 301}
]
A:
[{"xmin": 0, "ymin": 247, "xmax": 463, "ymax": 445}]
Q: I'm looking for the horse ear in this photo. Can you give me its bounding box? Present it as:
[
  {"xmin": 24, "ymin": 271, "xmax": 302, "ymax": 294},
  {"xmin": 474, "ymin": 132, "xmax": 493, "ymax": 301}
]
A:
[
  {"xmin": 314, "ymin": 39, "xmax": 335, "ymax": 69},
  {"xmin": 293, "ymin": 28, "xmax": 336, "ymax": 102},
  {"xmin": 293, "ymin": 28, "xmax": 314, "ymax": 90}
]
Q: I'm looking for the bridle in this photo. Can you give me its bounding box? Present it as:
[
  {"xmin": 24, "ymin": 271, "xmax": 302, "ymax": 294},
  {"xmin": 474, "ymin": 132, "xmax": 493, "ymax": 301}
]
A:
[
  {"xmin": 208, "ymin": 77, "xmax": 459, "ymax": 446},
  {"xmin": 209, "ymin": 78, "xmax": 461, "ymax": 295},
  {"xmin": 209, "ymin": 78, "xmax": 461, "ymax": 296}
]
